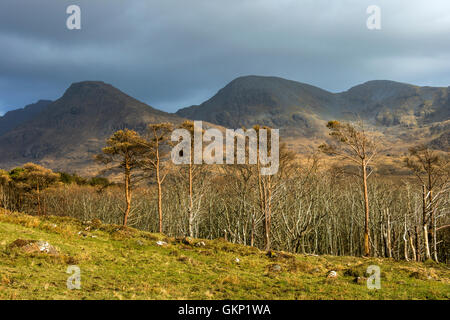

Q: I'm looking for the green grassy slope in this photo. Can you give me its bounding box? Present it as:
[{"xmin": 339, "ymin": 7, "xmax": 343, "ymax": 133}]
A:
[{"xmin": 0, "ymin": 210, "xmax": 448, "ymax": 300}]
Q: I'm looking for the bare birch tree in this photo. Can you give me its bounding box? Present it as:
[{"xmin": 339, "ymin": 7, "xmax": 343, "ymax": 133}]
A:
[{"xmin": 320, "ymin": 120, "xmax": 380, "ymax": 256}]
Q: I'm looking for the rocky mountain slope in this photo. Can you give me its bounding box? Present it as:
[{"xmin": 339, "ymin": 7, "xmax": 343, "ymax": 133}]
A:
[
  {"xmin": 177, "ymin": 76, "xmax": 340, "ymax": 137},
  {"xmin": 0, "ymin": 81, "xmax": 184, "ymax": 173},
  {"xmin": 0, "ymin": 76, "xmax": 448, "ymax": 173},
  {"xmin": 0, "ymin": 100, "xmax": 52, "ymax": 136},
  {"xmin": 177, "ymin": 76, "xmax": 450, "ymax": 146}
]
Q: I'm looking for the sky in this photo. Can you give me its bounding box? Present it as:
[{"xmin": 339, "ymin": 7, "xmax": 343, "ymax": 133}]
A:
[{"xmin": 1, "ymin": 0, "xmax": 450, "ymax": 115}]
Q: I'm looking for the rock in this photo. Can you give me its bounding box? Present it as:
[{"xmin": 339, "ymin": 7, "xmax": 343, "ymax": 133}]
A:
[
  {"xmin": 8, "ymin": 239, "xmax": 59, "ymax": 255},
  {"xmin": 409, "ymin": 271, "xmax": 429, "ymax": 280},
  {"xmin": 327, "ymin": 271, "xmax": 338, "ymax": 279},
  {"xmin": 344, "ymin": 268, "xmax": 362, "ymax": 277},
  {"xmin": 77, "ymin": 231, "xmax": 88, "ymax": 238},
  {"xmin": 195, "ymin": 241, "xmax": 206, "ymax": 247},
  {"xmin": 182, "ymin": 237, "xmax": 194, "ymax": 245},
  {"xmin": 305, "ymin": 253, "xmax": 319, "ymax": 257},
  {"xmin": 9, "ymin": 239, "xmax": 33, "ymax": 248},
  {"xmin": 234, "ymin": 258, "xmax": 240, "ymax": 263},
  {"xmin": 354, "ymin": 276, "xmax": 366, "ymax": 285},
  {"xmin": 268, "ymin": 264, "xmax": 282, "ymax": 272},
  {"xmin": 156, "ymin": 240, "xmax": 167, "ymax": 246}
]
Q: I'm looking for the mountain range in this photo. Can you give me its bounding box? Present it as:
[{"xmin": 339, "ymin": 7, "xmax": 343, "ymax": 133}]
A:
[
  {"xmin": 0, "ymin": 76, "xmax": 449, "ymax": 173},
  {"xmin": 0, "ymin": 81, "xmax": 181, "ymax": 173}
]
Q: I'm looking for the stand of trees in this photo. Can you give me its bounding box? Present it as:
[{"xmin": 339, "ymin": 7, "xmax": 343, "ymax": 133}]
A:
[{"xmin": 0, "ymin": 121, "xmax": 448, "ymax": 263}]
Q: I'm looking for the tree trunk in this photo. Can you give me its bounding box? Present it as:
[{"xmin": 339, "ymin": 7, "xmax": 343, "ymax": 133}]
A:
[
  {"xmin": 408, "ymin": 231, "xmax": 417, "ymax": 261},
  {"xmin": 422, "ymin": 185, "xmax": 431, "ymax": 260},
  {"xmin": 156, "ymin": 148, "xmax": 163, "ymax": 233},
  {"xmin": 362, "ymin": 162, "xmax": 370, "ymax": 256},
  {"xmin": 432, "ymin": 208, "xmax": 439, "ymax": 262},
  {"xmin": 250, "ymin": 208, "xmax": 255, "ymax": 247},
  {"xmin": 256, "ymin": 157, "xmax": 270, "ymax": 251},
  {"xmin": 188, "ymin": 162, "xmax": 194, "ymax": 237},
  {"xmin": 36, "ymin": 182, "xmax": 41, "ymax": 216},
  {"xmin": 403, "ymin": 232, "xmax": 409, "ymax": 261},
  {"xmin": 414, "ymin": 225, "xmax": 421, "ymax": 261},
  {"xmin": 123, "ymin": 162, "xmax": 131, "ymax": 227},
  {"xmin": 386, "ymin": 209, "xmax": 392, "ymax": 258},
  {"xmin": 264, "ymin": 178, "xmax": 272, "ymax": 252}
]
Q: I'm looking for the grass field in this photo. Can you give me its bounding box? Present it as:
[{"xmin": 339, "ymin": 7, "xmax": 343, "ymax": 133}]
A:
[{"xmin": 0, "ymin": 210, "xmax": 448, "ymax": 300}]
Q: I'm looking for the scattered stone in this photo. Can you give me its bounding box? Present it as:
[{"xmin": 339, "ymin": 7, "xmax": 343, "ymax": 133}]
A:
[
  {"xmin": 195, "ymin": 241, "xmax": 206, "ymax": 247},
  {"xmin": 9, "ymin": 239, "xmax": 33, "ymax": 248},
  {"xmin": 354, "ymin": 276, "xmax": 366, "ymax": 285},
  {"xmin": 344, "ymin": 268, "xmax": 362, "ymax": 277},
  {"xmin": 156, "ymin": 240, "xmax": 168, "ymax": 246},
  {"xmin": 409, "ymin": 271, "xmax": 428, "ymax": 280},
  {"xmin": 8, "ymin": 239, "xmax": 59, "ymax": 255},
  {"xmin": 234, "ymin": 258, "xmax": 240, "ymax": 263},
  {"xmin": 182, "ymin": 237, "xmax": 194, "ymax": 245},
  {"xmin": 327, "ymin": 271, "xmax": 338, "ymax": 279},
  {"xmin": 268, "ymin": 264, "xmax": 282, "ymax": 272},
  {"xmin": 77, "ymin": 231, "xmax": 88, "ymax": 238}
]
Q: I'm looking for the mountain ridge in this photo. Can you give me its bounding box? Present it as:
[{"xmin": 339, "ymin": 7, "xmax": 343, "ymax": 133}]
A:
[
  {"xmin": 0, "ymin": 81, "xmax": 185, "ymax": 173},
  {"xmin": 0, "ymin": 100, "xmax": 52, "ymax": 136},
  {"xmin": 0, "ymin": 76, "xmax": 449, "ymax": 173},
  {"xmin": 177, "ymin": 75, "xmax": 450, "ymax": 129}
]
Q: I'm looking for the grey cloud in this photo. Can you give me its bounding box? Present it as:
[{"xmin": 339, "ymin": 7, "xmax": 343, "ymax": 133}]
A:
[{"xmin": 1, "ymin": 0, "xmax": 450, "ymax": 113}]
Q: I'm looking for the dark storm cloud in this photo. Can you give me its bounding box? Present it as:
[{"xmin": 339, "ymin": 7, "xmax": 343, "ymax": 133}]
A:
[{"xmin": 1, "ymin": 0, "xmax": 450, "ymax": 114}]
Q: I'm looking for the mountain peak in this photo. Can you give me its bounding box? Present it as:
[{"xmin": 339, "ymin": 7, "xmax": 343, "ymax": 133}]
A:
[
  {"xmin": 176, "ymin": 75, "xmax": 336, "ymax": 129},
  {"xmin": 63, "ymin": 81, "xmax": 125, "ymax": 99},
  {"xmin": 0, "ymin": 82, "xmax": 184, "ymax": 171}
]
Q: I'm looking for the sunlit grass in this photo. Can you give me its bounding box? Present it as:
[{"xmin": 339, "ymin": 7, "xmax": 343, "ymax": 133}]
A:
[{"xmin": 0, "ymin": 210, "xmax": 448, "ymax": 300}]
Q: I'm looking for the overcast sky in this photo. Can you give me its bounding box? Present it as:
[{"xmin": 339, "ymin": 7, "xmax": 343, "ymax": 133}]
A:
[{"xmin": 1, "ymin": 0, "xmax": 450, "ymax": 115}]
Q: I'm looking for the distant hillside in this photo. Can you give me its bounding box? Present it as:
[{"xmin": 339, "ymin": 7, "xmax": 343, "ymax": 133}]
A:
[
  {"xmin": 0, "ymin": 81, "xmax": 184, "ymax": 173},
  {"xmin": 177, "ymin": 76, "xmax": 340, "ymax": 137},
  {"xmin": 430, "ymin": 131, "xmax": 450, "ymax": 152},
  {"xmin": 339, "ymin": 80, "xmax": 450, "ymax": 127},
  {"xmin": 0, "ymin": 76, "xmax": 448, "ymax": 173},
  {"xmin": 0, "ymin": 100, "xmax": 52, "ymax": 136},
  {"xmin": 177, "ymin": 76, "xmax": 450, "ymax": 144}
]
